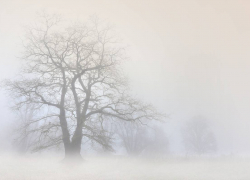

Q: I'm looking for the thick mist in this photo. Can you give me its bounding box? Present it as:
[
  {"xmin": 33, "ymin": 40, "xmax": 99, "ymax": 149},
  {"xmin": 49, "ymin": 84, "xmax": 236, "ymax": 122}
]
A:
[{"xmin": 0, "ymin": 0, "xmax": 250, "ymax": 179}]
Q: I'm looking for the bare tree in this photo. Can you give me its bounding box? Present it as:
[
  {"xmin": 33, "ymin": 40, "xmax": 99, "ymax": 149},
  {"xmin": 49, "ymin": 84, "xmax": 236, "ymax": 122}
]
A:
[
  {"xmin": 182, "ymin": 116, "xmax": 217, "ymax": 155},
  {"xmin": 143, "ymin": 125, "xmax": 169, "ymax": 158},
  {"xmin": 12, "ymin": 104, "xmax": 39, "ymax": 154},
  {"xmin": 3, "ymin": 13, "xmax": 163, "ymax": 160},
  {"xmin": 115, "ymin": 121, "xmax": 151, "ymax": 156},
  {"xmin": 115, "ymin": 122, "xmax": 169, "ymax": 156}
]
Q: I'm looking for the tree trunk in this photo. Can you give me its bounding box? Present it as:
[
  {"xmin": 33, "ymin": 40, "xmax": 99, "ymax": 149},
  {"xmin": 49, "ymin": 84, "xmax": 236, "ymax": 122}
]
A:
[
  {"xmin": 71, "ymin": 126, "xmax": 83, "ymax": 153},
  {"xmin": 59, "ymin": 108, "xmax": 80, "ymax": 161},
  {"xmin": 63, "ymin": 126, "xmax": 83, "ymax": 162}
]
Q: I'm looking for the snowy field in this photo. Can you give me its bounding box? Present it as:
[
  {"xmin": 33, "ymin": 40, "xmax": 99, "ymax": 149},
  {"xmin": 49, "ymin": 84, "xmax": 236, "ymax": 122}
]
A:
[{"xmin": 0, "ymin": 154, "xmax": 250, "ymax": 180}]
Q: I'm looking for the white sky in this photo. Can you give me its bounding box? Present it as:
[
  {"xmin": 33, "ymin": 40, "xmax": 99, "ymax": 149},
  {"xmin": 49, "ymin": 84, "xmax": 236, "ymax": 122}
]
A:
[{"xmin": 1, "ymin": 0, "xmax": 250, "ymax": 154}]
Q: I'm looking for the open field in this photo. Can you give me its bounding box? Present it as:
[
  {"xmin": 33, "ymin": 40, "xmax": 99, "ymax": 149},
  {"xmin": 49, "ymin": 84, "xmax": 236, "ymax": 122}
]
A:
[{"xmin": 0, "ymin": 154, "xmax": 250, "ymax": 180}]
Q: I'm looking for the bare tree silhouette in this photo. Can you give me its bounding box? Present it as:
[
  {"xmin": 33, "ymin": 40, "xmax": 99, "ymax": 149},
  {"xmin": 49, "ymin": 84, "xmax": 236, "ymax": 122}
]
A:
[
  {"xmin": 182, "ymin": 116, "xmax": 217, "ymax": 155},
  {"xmin": 4, "ymin": 13, "xmax": 163, "ymax": 160}
]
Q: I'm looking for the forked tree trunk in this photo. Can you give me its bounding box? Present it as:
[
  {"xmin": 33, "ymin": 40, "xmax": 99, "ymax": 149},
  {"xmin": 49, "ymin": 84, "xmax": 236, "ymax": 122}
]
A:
[
  {"xmin": 63, "ymin": 126, "xmax": 83, "ymax": 162},
  {"xmin": 59, "ymin": 108, "xmax": 83, "ymax": 162}
]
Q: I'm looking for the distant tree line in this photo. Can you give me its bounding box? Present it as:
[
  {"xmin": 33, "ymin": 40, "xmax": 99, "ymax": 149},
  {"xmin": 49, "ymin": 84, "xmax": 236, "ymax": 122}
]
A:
[{"xmin": 12, "ymin": 105, "xmax": 217, "ymax": 157}]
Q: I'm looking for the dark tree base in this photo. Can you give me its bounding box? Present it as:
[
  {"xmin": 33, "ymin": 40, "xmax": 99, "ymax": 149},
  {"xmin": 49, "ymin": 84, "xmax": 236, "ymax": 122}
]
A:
[{"xmin": 61, "ymin": 154, "xmax": 84, "ymax": 164}]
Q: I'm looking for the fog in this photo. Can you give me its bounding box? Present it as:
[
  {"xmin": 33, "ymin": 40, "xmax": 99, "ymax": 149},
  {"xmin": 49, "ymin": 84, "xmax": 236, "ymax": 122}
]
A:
[{"xmin": 1, "ymin": 0, "xmax": 250, "ymax": 179}]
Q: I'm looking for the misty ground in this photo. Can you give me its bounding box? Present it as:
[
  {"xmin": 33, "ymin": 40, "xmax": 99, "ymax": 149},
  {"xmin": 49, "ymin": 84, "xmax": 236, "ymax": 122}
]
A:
[{"xmin": 0, "ymin": 154, "xmax": 250, "ymax": 180}]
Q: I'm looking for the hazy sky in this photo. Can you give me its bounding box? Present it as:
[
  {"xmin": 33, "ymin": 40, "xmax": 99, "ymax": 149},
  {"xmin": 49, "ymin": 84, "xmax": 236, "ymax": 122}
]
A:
[{"xmin": 1, "ymin": 0, "xmax": 250, "ymax": 154}]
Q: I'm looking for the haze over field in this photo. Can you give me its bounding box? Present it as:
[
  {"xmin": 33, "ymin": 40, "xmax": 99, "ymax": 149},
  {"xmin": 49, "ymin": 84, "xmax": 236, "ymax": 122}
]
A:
[
  {"xmin": 0, "ymin": 0, "xmax": 250, "ymax": 179},
  {"xmin": 1, "ymin": 154, "xmax": 250, "ymax": 180}
]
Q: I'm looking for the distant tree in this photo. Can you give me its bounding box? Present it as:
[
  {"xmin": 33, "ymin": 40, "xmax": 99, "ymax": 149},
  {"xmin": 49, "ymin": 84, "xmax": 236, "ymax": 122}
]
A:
[
  {"xmin": 182, "ymin": 116, "xmax": 217, "ymax": 155},
  {"xmin": 116, "ymin": 122, "xmax": 169, "ymax": 156},
  {"xmin": 12, "ymin": 104, "xmax": 41, "ymax": 154},
  {"xmin": 115, "ymin": 121, "xmax": 150, "ymax": 156},
  {"xmin": 143, "ymin": 125, "xmax": 169, "ymax": 157},
  {"xmin": 3, "ymin": 13, "xmax": 163, "ymax": 161}
]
